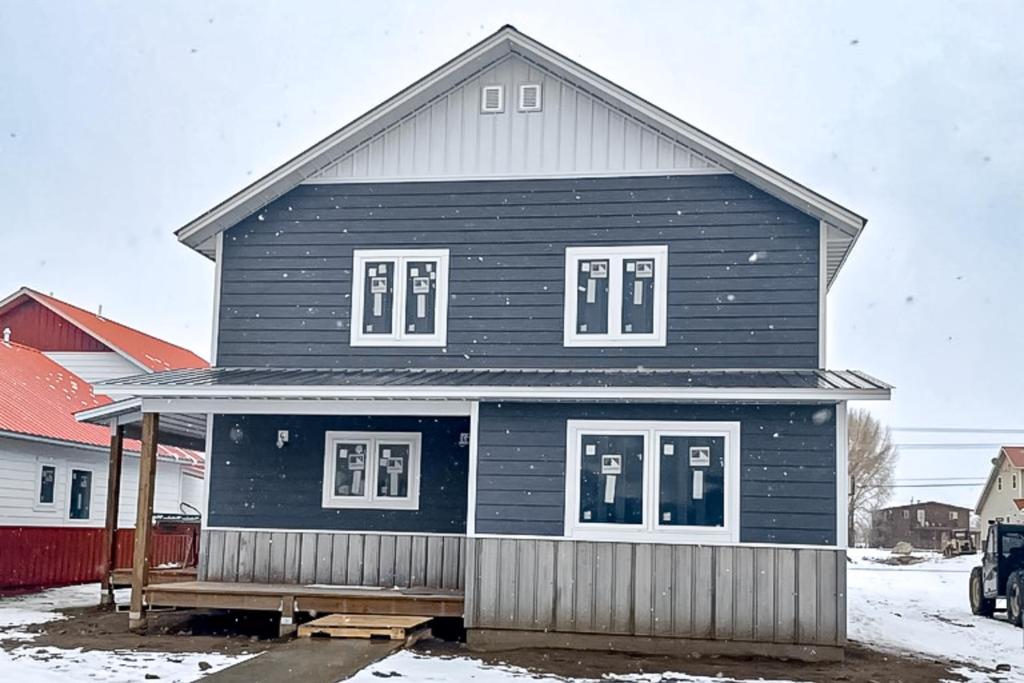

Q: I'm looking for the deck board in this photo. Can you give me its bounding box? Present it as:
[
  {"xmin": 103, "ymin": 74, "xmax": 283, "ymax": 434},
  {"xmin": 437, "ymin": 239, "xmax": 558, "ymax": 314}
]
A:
[{"xmin": 143, "ymin": 580, "xmax": 464, "ymax": 618}]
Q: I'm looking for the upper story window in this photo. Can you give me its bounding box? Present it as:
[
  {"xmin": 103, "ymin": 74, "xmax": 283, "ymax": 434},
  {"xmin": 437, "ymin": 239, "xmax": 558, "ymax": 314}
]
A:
[
  {"xmin": 350, "ymin": 249, "xmax": 449, "ymax": 347},
  {"xmin": 948, "ymin": 510, "xmax": 959, "ymax": 521},
  {"xmin": 564, "ymin": 419, "xmax": 739, "ymax": 543},
  {"xmin": 563, "ymin": 245, "xmax": 668, "ymax": 347},
  {"xmin": 321, "ymin": 431, "xmax": 421, "ymax": 510}
]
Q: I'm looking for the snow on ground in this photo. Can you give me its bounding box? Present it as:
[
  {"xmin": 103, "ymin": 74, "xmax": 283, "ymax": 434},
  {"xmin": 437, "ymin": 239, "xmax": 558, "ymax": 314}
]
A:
[
  {"xmin": 0, "ymin": 582, "xmax": 251, "ymax": 682},
  {"xmin": 347, "ymin": 649, "xmax": 805, "ymax": 683},
  {"xmin": 848, "ymin": 548, "xmax": 1023, "ymax": 678},
  {"xmin": 347, "ymin": 549, "xmax": 1023, "ymax": 683}
]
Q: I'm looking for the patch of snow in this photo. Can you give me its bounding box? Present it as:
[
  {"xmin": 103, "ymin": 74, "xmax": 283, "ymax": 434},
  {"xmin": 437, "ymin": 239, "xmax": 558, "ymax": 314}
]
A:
[
  {"xmin": 847, "ymin": 549, "xmax": 1024, "ymax": 675},
  {"xmin": 346, "ymin": 650, "xmax": 807, "ymax": 682},
  {"xmin": 0, "ymin": 583, "xmax": 251, "ymax": 681}
]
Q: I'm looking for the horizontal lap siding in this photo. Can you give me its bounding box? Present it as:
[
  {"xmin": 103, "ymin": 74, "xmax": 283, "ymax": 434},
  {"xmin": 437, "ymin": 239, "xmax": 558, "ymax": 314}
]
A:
[
  {"xmin": 476, "ymin": 402, "xmax": 837, "ymax": 545},
  {"xmin": 207, "ymin": 415, "xmax": 469, "ymax": 533},
  {"xmin": 465, "ymin": 538, "xmax": 845, "ymax": 646},
  {"xmin": 217, "ymin": 175, "xmax": 821, "ymax": 369}
]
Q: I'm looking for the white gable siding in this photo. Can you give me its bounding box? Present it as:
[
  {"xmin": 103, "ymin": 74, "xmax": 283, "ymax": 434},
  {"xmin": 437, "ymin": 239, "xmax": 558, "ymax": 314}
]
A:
[
  {"xmin": 0, "ymin": 435, "xmax": 199, "ymax": 529},
  {"xmin": 978, "ymin": 456, "xmax": 1024, "ymax": 525},
  {"xmin": 44, "ymin": 351, "xmax": 143, "ymax": 383},
  {"xmin": 307, "ymin": 55, "xmax": 722, "ymax": 183}
]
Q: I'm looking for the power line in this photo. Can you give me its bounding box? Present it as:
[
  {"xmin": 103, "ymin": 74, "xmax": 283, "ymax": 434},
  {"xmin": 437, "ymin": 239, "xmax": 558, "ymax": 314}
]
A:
[
  {"xmin": 892, "ymin": 427, "xmax": 1024, "ymax": 434},
  {"xmin": 892, "ymin": 477, "xmax": 988, "ymax": 482},
  {"xmin": 878, "ymin": 482, "xmax": 985, "ymax": 488},
  {"xmin": 893, "ymin": 443, "xmax": 1005, "ymax": 450}
]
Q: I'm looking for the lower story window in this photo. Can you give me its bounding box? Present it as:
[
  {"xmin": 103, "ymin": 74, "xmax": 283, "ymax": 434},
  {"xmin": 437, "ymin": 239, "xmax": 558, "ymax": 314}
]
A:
[
  {"xmin": 322, "ymin": 431, "xmax": 421, "ymax": 510},
  {"xmin": 68, "ymin": 467, "xmax": 92, "ymax": 520},
  {"xmin": 566, "ymin": 420, "xmax": 739, "ymax": 542},
  {"xmin": 38, "ymin": 463, "xmax": 56, "ymax": 506}
]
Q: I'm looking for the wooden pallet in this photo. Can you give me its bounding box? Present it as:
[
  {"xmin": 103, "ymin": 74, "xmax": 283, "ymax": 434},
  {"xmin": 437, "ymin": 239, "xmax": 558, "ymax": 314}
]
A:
[{"xmin": 297, "ymin": 614, "xmax": 431, "ymax": 640}]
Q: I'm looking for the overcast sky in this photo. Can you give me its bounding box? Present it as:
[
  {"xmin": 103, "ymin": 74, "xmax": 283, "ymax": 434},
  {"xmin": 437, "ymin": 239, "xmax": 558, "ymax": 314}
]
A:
[{"xmin": 2, "ymin": 1, "xmax": 1021, "ymax": 508}]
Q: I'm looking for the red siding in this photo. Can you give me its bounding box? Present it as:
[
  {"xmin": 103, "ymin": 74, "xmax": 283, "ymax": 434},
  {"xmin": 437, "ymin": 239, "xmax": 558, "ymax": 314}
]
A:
[
  {"xmin": 0, "ymin": 526, "xmax": 199, "ymax": 590},
  {"xmin": 0, "ymin": 300, "xmax": 108, "ymax": 352}
]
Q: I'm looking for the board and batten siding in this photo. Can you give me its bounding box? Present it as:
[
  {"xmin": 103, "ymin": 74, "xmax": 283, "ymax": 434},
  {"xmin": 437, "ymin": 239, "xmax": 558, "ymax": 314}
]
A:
[
  {"xmin": 217, "ymin": 174, "xmax": 821, "ymax": 370},
  {"xmin": 306, "ymin": 54, "xmax": 721, "ymax": 182},
  {"xmin": 198, "ymin": 528, "xmax": 465, "ymax": 590},
  {"xmin": 206, "ymin": 414, "xmax": 469, "ymax": 533},
  {"xmin": 475, "ymin": 402, "xmax": 838, "ymax": 545},
  {"xmin": 465, "ymin": 538, "xmax": 845, "ymax": 647}
]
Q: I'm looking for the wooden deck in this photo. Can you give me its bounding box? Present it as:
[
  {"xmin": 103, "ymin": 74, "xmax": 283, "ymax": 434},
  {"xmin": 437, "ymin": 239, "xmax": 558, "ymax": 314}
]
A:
[
  {"xmin": 143, "ymin": 581, "xmax": 464, "ymax": 618},
  {"xmin": 111, "ymin": 567, "xmax": 197, "ymax": 588}
]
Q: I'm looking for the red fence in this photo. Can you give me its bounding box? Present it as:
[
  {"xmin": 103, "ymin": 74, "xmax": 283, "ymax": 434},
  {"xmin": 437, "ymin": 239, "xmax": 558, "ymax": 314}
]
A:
[{"xmin": 0, "ymin": 525, "xmax": 199, "ymax": 590}]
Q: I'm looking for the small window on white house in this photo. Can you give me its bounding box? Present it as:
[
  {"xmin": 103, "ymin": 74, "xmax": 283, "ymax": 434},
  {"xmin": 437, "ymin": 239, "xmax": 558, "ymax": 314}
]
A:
[
  {"xmin": 481, "ymin": 85, "xmax": 504, "ymax": 113},
  {"xmin": 68, "ymin": 468, "xmax": 92, "ymax": 520},
  {"xmin": 949, "ymin": 511, "xmax": 959, "ymax": 521},
  {"xmin": 563, "ymin": 246, "xmax": 668, "ymax": 347},
  {"xmin": 322, "ymin": 431, "xmax": 421, "ymax": 510},
  {"xmin": 351, "ymin": 250, "xmax": 449, "ymax": 346},
  {"xmin": 38, "ymin": 464, "xmax": 56, "ymax": 506},
  {"xmin": 518, "ymin": 83, "xmax": 542, "ymax": 111},
  {"xmin": 565, "ymin": 420, "xmax": 739, "ymax": 543}
]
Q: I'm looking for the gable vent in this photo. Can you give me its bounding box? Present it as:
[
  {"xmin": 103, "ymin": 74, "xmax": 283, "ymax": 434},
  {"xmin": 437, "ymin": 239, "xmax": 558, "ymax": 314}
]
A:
[
  {"xmin": 481, "ymin": 85, "xmax": 504, "ymax": 113},
  {"xmin": 518, "ymin": 83, "xmax": 542, "ymax": 112}
]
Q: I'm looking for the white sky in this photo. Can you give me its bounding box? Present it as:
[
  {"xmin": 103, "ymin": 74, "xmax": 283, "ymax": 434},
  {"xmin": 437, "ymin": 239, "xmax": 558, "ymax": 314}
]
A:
[{"xmin": 1, "ymin": 1, "xmax": 1021, "ymax": 508}]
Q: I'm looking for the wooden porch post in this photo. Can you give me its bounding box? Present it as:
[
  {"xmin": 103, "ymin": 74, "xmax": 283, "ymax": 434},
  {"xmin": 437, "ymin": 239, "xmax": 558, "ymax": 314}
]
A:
[
  {"xmin": 129, "ymin": 412, "xmax": 159, "ymax": 631},
  {"xmin": 100, "ymin": 423, "xmax": 125, "ymax": 607}
]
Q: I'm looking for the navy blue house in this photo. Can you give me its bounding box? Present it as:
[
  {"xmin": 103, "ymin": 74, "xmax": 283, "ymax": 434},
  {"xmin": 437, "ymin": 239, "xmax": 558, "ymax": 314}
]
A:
[{"xmin": 97, "ymin": 27, "xmax": 889, "ymax": 660}]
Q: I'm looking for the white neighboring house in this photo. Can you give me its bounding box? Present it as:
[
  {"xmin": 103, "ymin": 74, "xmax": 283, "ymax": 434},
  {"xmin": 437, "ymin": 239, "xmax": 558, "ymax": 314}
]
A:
[
  {"xmin": 0, "ymin": 287, "xmax": 207, "ymax": 588},
  {"xmin": 976, "ymin": 446, "xmax": 1024, "ymax": 525}
]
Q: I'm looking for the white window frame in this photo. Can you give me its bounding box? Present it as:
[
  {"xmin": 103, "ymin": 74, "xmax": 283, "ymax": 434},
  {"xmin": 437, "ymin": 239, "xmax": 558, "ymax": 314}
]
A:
[
  {"xmin": 948, "ymin": 510, "xmax": 959, "ymax": 521},
  {"xmin": 564, "ymin": 419, "xmax": 740, "ymax": 543},
  {"xmin": 350, "ymin": 249, "xmax": 449, "ymax": 347},
  {"xmin": 480, "ymin": 85, "xmax": 504, "ymax": 113},
  {"xmin": 65, "ymin": 463, "xmax": 95, "ymax": 523},
  {"xmin": 33, "ymin": 458, "xmax": 59, "ymax": 512},
  {"xmin": 518, "ymin": 83, "xmax": 542, "ymax": 112},
  {"xmin": 563, "ymin": 245, "xmax": 668, "ymax": 347},
  {"xmin": 321, "ymin": 431, "xmax": 421, "ymax": 511}
]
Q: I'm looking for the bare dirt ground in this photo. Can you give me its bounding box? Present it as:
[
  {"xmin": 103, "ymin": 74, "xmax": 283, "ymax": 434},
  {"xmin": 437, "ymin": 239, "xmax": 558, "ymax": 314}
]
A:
[
  {"xmin": 414, "ymin": 639, "xmax": 981, "ymax": 683},
  {"xmin": 5, "ymin": 605, "xmax": 277, "ymax": 657},
  {"xmin": 3, "ymin": 606, "xmax": 996, "ymax": 682}
]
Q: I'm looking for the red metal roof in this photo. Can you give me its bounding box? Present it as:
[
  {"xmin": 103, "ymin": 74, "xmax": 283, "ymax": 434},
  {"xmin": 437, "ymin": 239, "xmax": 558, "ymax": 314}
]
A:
[
  {"xmin": 0, "ymin": 340, "xmax": 202, "ymax": 467},
  {"xmin": 0, "ymin": 288, "xmax": 207, "ymax": 372},
  {"xmin": 1003, "ymin": 447, "xmax": 1024, "ymax": 469}
]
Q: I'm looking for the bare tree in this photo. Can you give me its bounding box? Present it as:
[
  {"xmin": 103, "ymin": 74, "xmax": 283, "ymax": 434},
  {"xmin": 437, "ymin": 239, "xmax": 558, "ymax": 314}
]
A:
[{"xmin": 848, "ymin": 408, "xmax": 898, "ymax": 545}]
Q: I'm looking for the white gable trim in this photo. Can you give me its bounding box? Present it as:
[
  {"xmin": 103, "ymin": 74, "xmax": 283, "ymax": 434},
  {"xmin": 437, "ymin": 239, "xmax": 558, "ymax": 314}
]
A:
[{"xmin": 175, "ymin": 26, "xmax": 866, "ymax": 287}]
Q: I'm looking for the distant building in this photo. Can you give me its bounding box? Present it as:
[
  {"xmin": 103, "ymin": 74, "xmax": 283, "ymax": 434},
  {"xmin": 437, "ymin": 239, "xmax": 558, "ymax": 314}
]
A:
[
  {"xmin": 870, "ymin": 501, "xmax": 972, "ymax": 550},
  {"xmin": 976, "ymin": 446, "xmax": 1024, "ymax": 525},
  {"xmin": 0, "ymin": 287, "xmax": 207, "ymax": 589}
]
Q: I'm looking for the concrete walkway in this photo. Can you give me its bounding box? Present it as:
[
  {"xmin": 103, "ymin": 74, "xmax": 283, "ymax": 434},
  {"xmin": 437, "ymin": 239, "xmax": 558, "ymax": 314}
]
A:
[{"xmin": 204, "ymin": 637, "xmax": 403, "ymax": 683}]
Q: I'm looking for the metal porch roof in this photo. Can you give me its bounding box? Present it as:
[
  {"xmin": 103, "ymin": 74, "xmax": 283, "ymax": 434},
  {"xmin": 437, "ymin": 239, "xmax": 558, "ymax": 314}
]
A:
[{"xmin": 95, "ymin": 367, "xmax": 891, "ymax": 402}]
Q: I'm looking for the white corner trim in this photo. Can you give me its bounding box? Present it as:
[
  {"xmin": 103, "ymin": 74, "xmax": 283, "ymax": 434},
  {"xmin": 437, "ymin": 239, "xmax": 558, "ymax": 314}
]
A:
[
  {"xmin": 321, "ymin": 431, "xmax": 422, "ymax": 511},
  {"xmin": 818, "ymin": 221, "xmax": 827, "ymax": 369},
  {"xmin": 201, "ymin": 414, "xmax": 214, "ymax": 530},
  {"xmin": 466, "ymin": 401, "xmax": 480, "ymax": 536},
  {"xmin": 210, "ymin": 232, "xmax": 224, "ymax": 365},
  {"xmin": 836, "ymin": 401, "xmax": 849, "ymax": 548},
  {"xmin": 563, "ymin": 244, "xmax": 668, "ymax": 348},
  {"xmin": 350, "ymin": 248, "xmax": 450, "ymax": 347},
  {"xmin": 563, "ymin": 419, "xmax": 741, "ymax": 544}
]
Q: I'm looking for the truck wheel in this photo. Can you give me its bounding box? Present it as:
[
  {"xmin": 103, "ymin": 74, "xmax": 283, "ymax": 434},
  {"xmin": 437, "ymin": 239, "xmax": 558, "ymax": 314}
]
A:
[
  {"xmin": 970, "ymin": 567, "xmax": 994, "ymax": 617},
  {"xmin": 1008, "ymin": 571, "xmax": 1024, "ymax": 626}
]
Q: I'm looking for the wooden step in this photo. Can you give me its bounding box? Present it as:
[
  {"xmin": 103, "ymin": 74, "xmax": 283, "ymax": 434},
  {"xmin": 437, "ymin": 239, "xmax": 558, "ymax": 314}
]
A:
[{"xmin": 297, "ymin": 614, "xmax": 431, "ymax": 640}]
